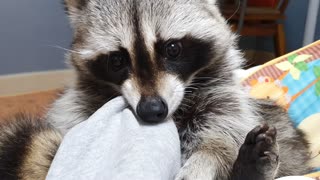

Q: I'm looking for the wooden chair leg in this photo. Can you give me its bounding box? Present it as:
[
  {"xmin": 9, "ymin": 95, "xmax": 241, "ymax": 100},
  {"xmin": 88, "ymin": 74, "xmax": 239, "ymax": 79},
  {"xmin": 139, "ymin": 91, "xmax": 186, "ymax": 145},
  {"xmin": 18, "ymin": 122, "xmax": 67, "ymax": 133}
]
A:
[{"xmin": 274, "ymin": 24, "xmax": 286, "ymax": 57}]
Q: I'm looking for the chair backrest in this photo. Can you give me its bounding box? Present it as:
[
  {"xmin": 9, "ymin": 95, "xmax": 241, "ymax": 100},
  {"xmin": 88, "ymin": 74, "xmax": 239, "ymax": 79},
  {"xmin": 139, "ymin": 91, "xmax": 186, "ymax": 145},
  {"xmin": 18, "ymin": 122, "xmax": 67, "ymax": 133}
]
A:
[
  {"xmin": 247, "ymin": 0, "xmax": 289, "ymax": 12},
  {"xmin": 278, "ymin": 0, "xmax": 289, "ymax": 14},
  {"xmin": 220, "ymin": 0, "xmax": 289, "ymax": 21},
  {"xmin": 221, "ymin": 0, "xmax": 289, "ymax": 10}
]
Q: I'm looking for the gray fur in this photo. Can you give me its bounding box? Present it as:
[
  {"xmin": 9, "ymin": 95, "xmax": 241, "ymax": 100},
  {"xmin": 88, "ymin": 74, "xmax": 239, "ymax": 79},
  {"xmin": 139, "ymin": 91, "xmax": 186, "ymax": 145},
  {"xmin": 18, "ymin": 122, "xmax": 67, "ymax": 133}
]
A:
[{"xmin": 0, "ymin": 0, "xmax": 311, "ymax": 179}]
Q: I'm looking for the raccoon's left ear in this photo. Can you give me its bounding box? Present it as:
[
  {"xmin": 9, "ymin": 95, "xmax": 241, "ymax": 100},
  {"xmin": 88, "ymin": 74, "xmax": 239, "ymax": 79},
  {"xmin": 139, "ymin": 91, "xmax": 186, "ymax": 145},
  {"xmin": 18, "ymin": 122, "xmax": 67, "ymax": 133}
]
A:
[
  {"xmin": 63, "ymin": 0, "xmax": 88, "ymax": 28},
  {"xmin": 63, "ymin": 0, "xmax": 88, "ymax": 14}
]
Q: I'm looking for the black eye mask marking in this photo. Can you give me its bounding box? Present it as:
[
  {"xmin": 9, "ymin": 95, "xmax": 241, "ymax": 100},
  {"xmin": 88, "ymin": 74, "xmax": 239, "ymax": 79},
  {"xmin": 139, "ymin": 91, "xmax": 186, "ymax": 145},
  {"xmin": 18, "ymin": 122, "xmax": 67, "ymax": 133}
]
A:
[
  {"xmin": 155, "ymin": 36, "xmax": 214, "ymax": 81},
  {"xmin": 86, "ymin": 48, "xmax": 131, "ymax": 85},
  {"xmin": 86, "ymin": 36, "xmax": 213, "ymax": 85}
]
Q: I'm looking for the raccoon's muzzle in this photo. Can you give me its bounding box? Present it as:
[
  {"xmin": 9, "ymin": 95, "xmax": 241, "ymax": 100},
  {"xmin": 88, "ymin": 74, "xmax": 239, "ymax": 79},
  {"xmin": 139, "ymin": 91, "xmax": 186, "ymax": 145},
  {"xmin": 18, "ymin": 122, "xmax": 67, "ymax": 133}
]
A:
[{"xmin": 137, "ymin": 96, "xmax": 168, "ymax": 123}]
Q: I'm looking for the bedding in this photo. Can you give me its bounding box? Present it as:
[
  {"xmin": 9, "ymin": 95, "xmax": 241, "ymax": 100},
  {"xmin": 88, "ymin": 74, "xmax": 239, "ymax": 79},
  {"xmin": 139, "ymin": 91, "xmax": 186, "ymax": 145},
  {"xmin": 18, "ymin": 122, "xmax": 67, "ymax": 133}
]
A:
[{"xmin": 241, "ymin": 40, "xmax": 320, "ymax": 178}]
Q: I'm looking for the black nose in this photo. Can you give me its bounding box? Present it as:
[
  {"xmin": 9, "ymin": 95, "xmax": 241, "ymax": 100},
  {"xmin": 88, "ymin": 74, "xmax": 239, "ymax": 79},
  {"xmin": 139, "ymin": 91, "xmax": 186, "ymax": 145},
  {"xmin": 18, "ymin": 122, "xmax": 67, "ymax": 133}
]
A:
[{"xmin": 137, "ymin": 96, "xmax": 168, "ymax": 123}]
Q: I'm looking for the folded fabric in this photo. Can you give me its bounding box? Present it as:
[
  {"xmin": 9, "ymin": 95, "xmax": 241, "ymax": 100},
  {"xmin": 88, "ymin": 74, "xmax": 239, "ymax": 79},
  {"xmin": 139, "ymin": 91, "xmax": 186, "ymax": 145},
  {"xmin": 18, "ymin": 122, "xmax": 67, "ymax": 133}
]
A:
[{"xmin": 46, "ymin": 97, "xmax": 181, "ymax": 180}]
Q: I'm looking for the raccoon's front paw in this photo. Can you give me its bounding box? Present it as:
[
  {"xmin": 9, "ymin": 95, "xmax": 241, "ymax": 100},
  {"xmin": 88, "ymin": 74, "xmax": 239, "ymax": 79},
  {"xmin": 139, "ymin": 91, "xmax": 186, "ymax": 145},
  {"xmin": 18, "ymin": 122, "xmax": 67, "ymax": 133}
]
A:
[
  {"xmin": 175, "ymin": 153, "xmax": 216, "ymax": 180},
  {"xmin": 246, "ymin": 124, "xmax": 279, "ymax": 171},
  {"xmin": 234, "ymin": 124, "xmax": 279, "ymax": 178},
  {"xmin": 175, "ymin": 163, "xmax": 212, "ymax": 180}
]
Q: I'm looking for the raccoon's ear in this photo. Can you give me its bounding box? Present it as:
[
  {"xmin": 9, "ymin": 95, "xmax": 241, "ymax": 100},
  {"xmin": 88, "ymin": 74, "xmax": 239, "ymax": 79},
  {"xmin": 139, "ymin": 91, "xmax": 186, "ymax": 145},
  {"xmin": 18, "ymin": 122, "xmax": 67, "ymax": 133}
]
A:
[
  {"xmin": 200, "ymin": 0, "xmax": 223, "ymax": 12},
  {"xmin": 203, "ymin": 0, "xmax": 217, "ymax": 5},
  {"xmin": 63, "ymin": 0, "xmax": 88, "ymax": 13},
  {"xmin": 63, "ymin": 0, "xmax": 88, "ymax": 27}
]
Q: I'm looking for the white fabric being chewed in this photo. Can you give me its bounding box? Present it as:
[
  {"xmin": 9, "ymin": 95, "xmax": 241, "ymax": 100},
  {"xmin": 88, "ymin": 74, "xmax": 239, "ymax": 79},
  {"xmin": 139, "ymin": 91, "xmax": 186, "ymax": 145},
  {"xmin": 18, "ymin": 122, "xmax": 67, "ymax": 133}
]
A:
[
  {"xmin": 276, "ymin": 177, "xmax": 314, "ymax": 180},
  {"xmin": 46, "ymin": 97, "xmax": 181, "ymax": 180}
]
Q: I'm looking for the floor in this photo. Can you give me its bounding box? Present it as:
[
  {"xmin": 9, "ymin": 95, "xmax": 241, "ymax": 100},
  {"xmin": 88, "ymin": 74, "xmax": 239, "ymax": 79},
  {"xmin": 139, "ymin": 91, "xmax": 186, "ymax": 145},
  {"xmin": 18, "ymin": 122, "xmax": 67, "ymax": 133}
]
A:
[{"xmin": 0, "ymin": 89, "xmax": 60, "ymax": 121}]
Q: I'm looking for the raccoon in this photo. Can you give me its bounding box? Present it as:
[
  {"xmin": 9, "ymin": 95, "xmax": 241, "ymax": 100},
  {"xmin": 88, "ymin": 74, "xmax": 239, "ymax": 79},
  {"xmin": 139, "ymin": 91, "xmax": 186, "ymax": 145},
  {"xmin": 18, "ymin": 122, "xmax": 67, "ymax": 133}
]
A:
[{"xmin": 0, "ymin": 0, "xmax": 312, "ymax": 179}]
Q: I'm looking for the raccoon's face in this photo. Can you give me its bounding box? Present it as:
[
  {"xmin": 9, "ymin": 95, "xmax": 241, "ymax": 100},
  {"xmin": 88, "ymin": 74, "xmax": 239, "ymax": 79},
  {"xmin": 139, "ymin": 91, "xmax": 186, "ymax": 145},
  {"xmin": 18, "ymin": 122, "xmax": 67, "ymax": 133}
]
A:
[{"xmin": 64, "ymin": 0, "xmax": 238, "ymax": 123}]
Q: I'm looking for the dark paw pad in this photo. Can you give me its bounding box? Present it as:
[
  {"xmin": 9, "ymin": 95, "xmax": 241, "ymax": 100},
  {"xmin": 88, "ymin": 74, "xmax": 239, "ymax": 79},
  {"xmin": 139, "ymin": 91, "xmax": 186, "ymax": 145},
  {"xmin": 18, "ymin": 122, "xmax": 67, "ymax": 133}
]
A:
[
  {"xmin": 243, "ymin": 124, "xmax": 278, "ymax": 162},
  {"xmin": 233, "ymin": 124, "xmax": 279, "ymax": 178}
]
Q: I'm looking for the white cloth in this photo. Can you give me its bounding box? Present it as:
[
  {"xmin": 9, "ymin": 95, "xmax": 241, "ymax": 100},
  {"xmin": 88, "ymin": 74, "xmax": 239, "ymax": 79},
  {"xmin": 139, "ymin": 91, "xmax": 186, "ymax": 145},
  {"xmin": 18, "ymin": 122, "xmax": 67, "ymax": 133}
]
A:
[
  {"xmin": 46, "ymin": 97, "xmax": 181, "ymax": 180},
  {"xmin": 233, "ymin": 66, "xmax": 261, "ymax": 81},
  {"xmin": 276, "ymin": 177, "xmax": 314, "ymax": 180}
]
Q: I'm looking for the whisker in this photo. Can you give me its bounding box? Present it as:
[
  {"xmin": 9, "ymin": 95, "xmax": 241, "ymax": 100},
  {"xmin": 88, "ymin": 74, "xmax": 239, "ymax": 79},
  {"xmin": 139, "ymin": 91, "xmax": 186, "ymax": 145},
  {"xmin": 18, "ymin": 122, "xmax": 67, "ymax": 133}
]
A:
[
  {"xmin": 47, "ymin": 45, "xmax": 83, "ymax": 54},
  {"xmin": 193, "ymin": 77, "xmax": 214, "ymax": 80},
  {"xmin": 179, "ymin": 103, "xmax": 192, "ymax": 109},
  {"xmin": 185, "ymin": 87, "xmax": 198, "ymax": 90}
]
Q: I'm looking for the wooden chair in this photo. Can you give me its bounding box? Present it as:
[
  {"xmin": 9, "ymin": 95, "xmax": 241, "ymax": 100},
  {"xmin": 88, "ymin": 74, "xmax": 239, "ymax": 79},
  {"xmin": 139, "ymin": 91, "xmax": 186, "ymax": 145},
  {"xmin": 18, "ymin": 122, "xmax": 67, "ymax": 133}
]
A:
[{"xmin": 221, "ymin": 0, "xmax": 289, "ymax": 57}]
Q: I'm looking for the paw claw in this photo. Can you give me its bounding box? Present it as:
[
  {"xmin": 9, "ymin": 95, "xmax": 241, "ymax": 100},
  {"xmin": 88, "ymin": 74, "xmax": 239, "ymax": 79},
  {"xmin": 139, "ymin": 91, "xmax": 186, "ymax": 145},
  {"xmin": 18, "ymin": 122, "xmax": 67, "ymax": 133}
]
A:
[
  {"xmin": 264, "ymin": 151, "xmax": 279, "ymax": 162},
  {"xmin": 266, "ymin": 127, "xmax": 277, "ymax": 137}
]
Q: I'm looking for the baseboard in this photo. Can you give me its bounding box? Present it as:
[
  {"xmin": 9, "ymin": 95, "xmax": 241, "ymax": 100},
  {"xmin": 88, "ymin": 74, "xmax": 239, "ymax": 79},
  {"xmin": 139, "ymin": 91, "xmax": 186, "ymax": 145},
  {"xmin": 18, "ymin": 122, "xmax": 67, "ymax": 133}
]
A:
[{"xmin": 0, "ymin": 69, "xmax": 75, "ymax": 97}]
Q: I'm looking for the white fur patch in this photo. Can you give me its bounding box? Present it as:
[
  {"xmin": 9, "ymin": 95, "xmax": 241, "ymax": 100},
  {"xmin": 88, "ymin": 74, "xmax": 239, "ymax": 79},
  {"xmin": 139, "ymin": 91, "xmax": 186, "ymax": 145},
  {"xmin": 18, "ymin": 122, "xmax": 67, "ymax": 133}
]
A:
[
  {"xmin": 204, "ymin": 0, "xmax": 217, "ymax": 5},
  {"xmin": 46, "ymin": 88, "xmax": 89, "ymax": 135},
  {"xmin": 158, "ymin": 74, "xmax": 185, "ymax": 117},
  {"xmin": 158, "ymin": 3, "xmax": 233, "ymax": 44},
  {"xmin": 121, "ymin": 79, "xmax": 141, "ymax": 111},
  {"xmin": 175, "ymin": 151, "xmax": 217, "ymax": 180},
  {"xmin": 121, "ymin": 74, "xmax": 185, "ymax": 119}
]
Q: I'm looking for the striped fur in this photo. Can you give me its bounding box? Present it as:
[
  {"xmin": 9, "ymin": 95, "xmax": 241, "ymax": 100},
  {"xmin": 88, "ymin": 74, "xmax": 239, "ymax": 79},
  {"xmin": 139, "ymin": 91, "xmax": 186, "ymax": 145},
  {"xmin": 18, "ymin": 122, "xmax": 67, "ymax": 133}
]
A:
[{"xmin": 0, "ymin": 115, "xmax": 62, "ymax": 180}]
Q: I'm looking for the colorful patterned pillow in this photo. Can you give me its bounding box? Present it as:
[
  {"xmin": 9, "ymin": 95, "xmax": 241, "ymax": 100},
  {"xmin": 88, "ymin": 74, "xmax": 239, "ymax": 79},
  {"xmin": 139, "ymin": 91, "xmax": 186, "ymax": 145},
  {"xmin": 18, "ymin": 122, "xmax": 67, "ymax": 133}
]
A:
[{"xmin": 241, "ymin": 41, "xmax": 320, "ymax": 177}]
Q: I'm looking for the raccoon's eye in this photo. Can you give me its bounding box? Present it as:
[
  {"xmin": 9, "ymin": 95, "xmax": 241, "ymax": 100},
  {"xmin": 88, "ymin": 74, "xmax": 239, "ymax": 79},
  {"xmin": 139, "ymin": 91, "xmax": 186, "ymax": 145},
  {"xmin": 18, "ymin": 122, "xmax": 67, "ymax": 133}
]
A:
[
  {"xmin": 165, "ymin": 41, "xmax": 182, "ymax": 59},
  {"xmin": 109, "ymin": 52, "xmax": 128, "ymax": 71}
]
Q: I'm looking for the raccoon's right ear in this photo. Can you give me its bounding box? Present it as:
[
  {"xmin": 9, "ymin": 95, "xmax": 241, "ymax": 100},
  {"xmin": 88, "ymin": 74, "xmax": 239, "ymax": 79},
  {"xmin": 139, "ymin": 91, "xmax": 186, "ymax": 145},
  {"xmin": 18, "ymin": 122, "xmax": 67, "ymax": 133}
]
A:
[{"xmin": 63, "ymin": 0, "xmax": 88, "ymax": 14}]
